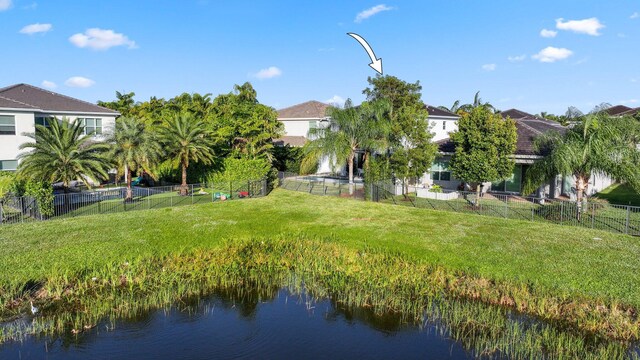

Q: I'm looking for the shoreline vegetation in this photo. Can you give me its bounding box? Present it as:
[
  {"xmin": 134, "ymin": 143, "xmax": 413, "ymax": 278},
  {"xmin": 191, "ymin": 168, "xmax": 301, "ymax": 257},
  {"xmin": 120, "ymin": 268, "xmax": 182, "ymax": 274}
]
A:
[{"xmin": 1, "ymin": 190, "xmax": 639, "ymax": 358}]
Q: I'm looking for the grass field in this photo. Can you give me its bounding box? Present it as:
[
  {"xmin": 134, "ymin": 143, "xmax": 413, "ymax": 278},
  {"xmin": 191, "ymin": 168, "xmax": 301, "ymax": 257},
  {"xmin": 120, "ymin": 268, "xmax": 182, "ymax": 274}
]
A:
[
  {"xmin": 2, "ymin": 189, "xmax": 639, "ymax": 305},
  {"xmin": 1, "ymin": 189, "xmax": 640, "ymax": 353},
  {"xmin": 595, "ymin": 183, "xmax": 640, "ymax": 206}
]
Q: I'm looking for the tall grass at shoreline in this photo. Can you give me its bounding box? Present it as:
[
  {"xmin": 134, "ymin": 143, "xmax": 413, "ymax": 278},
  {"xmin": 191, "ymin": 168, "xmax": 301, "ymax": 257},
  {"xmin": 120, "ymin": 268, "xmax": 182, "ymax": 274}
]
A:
[{"xmin": 1, "ymin": 237, "xmax": 638, "ymax": 359}]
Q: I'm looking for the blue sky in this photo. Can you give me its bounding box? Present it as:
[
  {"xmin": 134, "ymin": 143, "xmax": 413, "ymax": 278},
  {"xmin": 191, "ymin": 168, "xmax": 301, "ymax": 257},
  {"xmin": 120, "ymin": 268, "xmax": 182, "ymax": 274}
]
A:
[{"xmin": 0, "ymin": 0, "xmax": 638, "ymax": 114}]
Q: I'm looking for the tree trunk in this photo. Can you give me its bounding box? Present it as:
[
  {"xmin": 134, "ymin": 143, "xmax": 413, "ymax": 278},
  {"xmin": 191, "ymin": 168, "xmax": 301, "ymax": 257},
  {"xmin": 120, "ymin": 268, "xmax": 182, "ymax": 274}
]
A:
[
  {"xmin": 348, "ymin": 153, "xmax": 354, "ymax": 195},
  {"xmin": 475, "ymin": 182, "xmax": 481, "ymax": 207},
  {"xmin": 180, "ymin": 163, "xmax": 188, "ymax": 196},
  {"xmin": 575, "ymin": 174, "xmax": 589, "ymax": 221},
  {"xmin": 125, "ymin": 164, "xmax": 133, "ymax": 201}
]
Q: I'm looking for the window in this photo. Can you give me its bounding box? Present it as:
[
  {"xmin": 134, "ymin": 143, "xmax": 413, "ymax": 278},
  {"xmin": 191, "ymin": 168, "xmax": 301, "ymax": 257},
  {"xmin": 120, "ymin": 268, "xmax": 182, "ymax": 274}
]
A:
[
  {"xmin": 79, "ymin": 118, "xmax": 103, "ymax": 135},
  {"xmin": 491, "ymin": 165, "xmax": 522, "ymax": 192},
  {"xmin": 0, "ymin": 115, "xmax": 16, "ymax": 135},
  {"xmin": 308, "ymin": 120, "xmax": 318, "ymax": 130},
  {"xmin": 0, "ymin": 160, "xmax": 18, "ymax": 171},
  {"xmin": 35, "ymin": 116, "xmax": 55, "ymax": 128},
  {"xmin": 430, "ymin": 160, "xmax": 452, "ymax": 181},
  {"xmin": 443, "ymin": 121, "xmax": 446, "ymax": 130}
]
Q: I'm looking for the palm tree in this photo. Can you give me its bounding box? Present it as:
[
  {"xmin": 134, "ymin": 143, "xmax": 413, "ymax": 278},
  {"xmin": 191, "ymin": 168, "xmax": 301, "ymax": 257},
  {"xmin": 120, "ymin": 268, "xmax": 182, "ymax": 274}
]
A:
[
  {"xmin": 109, "ymin": 117, "xmax": 163, "ymax": 201},
  {"xmin": 159, "ymin": 113, "xmax": 215, "ymax": 195},
  {"xmin": 18, "ymin": 118, "xmax": 111, "ymax": 192},
  {"xmin": 523, "ymin": 114, "xmax": 640, "ymax": 216},
  {"xmin": 438, "ymin": 100, "xmax": 461, "ymax": 114},
  {"xmin": 458, "ymin": 91, "xmax": 495, "ymax": 114},
  {"xmin": 303, "ymin": 99, "xmax": 391, "ymax": 193}
]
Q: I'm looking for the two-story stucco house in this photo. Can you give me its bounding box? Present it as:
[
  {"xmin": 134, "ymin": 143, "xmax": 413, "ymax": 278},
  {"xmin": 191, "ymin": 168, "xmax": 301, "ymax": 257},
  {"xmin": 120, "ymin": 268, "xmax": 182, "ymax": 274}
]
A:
[
  {"xmin": 0, "ymin": 84, "xmax": 118, "ymax": 171},
  {"xmin": 275, "ymin": 100, "xmax": 461, "ymax": 175}
]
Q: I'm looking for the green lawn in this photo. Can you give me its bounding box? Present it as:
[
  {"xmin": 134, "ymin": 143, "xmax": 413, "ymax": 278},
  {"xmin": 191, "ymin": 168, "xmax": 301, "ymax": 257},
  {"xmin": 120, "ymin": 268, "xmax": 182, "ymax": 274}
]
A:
[
  {"xmin": 595, "ymin": 183, "xmax": 640, "ymax": 206},
  {"xmin": 1, "ymin": 189, "xmax": 639, "ymax": 309}
]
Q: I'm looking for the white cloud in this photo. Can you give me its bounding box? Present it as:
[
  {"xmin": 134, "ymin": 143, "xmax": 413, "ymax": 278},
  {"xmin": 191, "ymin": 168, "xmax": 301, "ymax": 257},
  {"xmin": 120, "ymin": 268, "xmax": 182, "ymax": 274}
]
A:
[
  {"xmin": 69, "ymin": 28, "xmax": 137, "ymax": 50},
  {"xmin": 0, "ymin": 0, "xmax": 12, "ymax": 11},
  {"xmin": 65, "ymin": 76, "xmax": 95, "ymax": 88},
  {"xmin": 632, "ymin": 78, "xmax": 638, "ymax": 83},
  {"xmin": 252, "ymin": 66, "xmax": 282, "ymax": 80},
  {"xmin": 631, "ymin": 12, "xmax": 639, "ymax": 19},
  {"xmin": 482, "ymin": 63, "xmax": 496, "ymax": 71},
  {"xmin": 532, "ymin": 47, "xmax": 573, "ymax": 63},
  {"xmin": 507, "ymin": 54, "xmax": 526, "ymax": 62},
  {"xmin": 325, "ymin": 95, "xmax": 345, "ymax": 106},
  {"xmin": 555, "ymin": 17, "xmax": 605, "ymax": 36},
  {"xmin": 620, "ymin": 99, "xmax": 639, "ymax": 105},
  {"xmin": 355, "ymin": 4, "xmax": 393, "ymax": 23},
  {"xmin": 19, "ymin": 23, "xmax": 52, "ymax": 35},
  {"xmin": 41, "ymin": 80, "xmax": 57, "ymax": 89},
  {"xmin": 540, "ymin": 29, "xmax": 557, "ymax": 38}
]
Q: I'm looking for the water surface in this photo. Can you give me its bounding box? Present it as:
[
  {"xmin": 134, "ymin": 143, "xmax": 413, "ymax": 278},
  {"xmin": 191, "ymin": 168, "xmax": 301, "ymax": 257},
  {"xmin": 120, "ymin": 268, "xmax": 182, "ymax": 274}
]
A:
[{"xmin": 1, "ymin": 289, "xmax": 471, "ymax": 359}]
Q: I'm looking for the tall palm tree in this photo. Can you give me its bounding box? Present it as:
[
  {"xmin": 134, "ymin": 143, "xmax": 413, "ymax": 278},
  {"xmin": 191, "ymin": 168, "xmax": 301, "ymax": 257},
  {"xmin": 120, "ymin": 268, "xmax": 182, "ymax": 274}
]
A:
[
  {"xmin": 458, "ymin": 91, "xmax": 495, "ymax": 114},
  {"xmin": 523, "ymin": 114, "xmax": 640, "ymax": 215},
  {"xmin": 303, "ymin": 99, "xmax": 391, "ymax": 193},
  {"xmin": 159, "ymin": 113, "xmax": 215, "ymax": 195},
  {"xmin": 109, "ymin": 117, "xmax": 163, "ymax": 201},
  {"xmin": 18, "ymin": 118, "xmax": 111, "ymax": 192},
  {"xmin": 438, "ymin": 100, "xmax": 461, "ymax": 114}
]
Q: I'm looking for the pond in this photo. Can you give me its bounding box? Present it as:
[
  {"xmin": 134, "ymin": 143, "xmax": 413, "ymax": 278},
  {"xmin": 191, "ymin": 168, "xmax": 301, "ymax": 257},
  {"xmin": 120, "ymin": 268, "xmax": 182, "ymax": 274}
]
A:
[{"xmin": 1, "ymin": 288, "xmax": 472, "ymax": 360}]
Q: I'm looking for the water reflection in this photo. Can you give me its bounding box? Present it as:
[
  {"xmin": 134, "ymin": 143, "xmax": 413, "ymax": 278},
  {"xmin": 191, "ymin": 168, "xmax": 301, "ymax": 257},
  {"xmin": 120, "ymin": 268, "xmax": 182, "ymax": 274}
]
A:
[{"xmin": 1, "ymin": 287, "xmax": 471, "ymax": 360}]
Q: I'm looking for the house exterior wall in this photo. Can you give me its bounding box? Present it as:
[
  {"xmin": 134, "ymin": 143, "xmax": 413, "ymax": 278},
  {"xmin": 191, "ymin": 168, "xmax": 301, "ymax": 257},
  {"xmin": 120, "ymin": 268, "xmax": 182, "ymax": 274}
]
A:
[
  {"xmin": 429, "ymin": 117, "xmax": 459, "ymax": 142},
  {"xmin": 0, "ymin": 110, "xmax": 35, "ymax": 166},
  {"xmin": 280, "ymin": 119, "xmax": 316, "ymax": 137},
  {"xmin": 0, "ymin": 110, "xmax": 117, "ymax": 170}
]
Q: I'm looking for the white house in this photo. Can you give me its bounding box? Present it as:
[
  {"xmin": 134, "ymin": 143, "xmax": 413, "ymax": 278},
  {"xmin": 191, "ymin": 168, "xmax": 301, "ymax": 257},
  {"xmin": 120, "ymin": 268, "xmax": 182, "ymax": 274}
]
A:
[
  {"xmin": 275, "ymin": 101, "xmax": 461, "ymax": 176},
  {"xmin": 430, "ymin": 109, "xmax": 614, "ymax": 199},
  {"xmin": 0, "ymin": 83, "xmax": 118, "ymax": 172},
  {"xmin": 275, "ymin": 100, "xmax": 335, "ymax": 174},
  {"xmin": 427, "ymin": 106, "xmax": 459, "ymax": 141}
]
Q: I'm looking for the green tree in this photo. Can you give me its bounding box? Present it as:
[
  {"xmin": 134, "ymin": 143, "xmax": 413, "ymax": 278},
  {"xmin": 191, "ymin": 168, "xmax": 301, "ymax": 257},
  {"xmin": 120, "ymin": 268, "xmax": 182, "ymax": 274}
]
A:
[
  {"xmin": 303, "ymin": 99, "xmax": 390, "ymax": 193},
  {"xmin": 211, "ymin": 83, "xmax": 283, "ymax": 161},
  {"xmin": 363, "ymin": 75, "xmax": 437, "ymax": 194},
  {"xmin": 449, "ymin": 107, "xmax": 517, "ymax": 203},
  {"xmin": 523, "ymin": 114, "xmax": 640, "ymax": 213},
  {"xmin": 98, "ymin": 91, "xmax": 137, "ymax": 117},
  {"xmin": 109, "ymin": 117, "xmax": 163, "ymax": 200},
  {"xmin": 18, "ymin": 118, "xmax": 111, "ymax": 192},
  {"xmin": 159, "ymin": 113, "xmax": 215, "ymax": 195}
]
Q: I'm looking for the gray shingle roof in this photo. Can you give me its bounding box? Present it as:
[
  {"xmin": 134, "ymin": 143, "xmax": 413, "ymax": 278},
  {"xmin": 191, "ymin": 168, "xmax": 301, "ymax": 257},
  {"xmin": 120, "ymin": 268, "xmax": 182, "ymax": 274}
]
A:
[
  {"xmin": 0, "ymin": 95, "xmax": 38, "ymax": 110},
  {"xmin": 277, "ymin": 100, "xmax": 330, "ymax": 119},
  {"xmin": 603, "ymin": 105, "xmax": 633, "ymax": 116},
  {"xmin": 438, "ymin": 111, "xmax": 566, "ymax": 156},
  {"xmin": 500, "ymin": 108, "xmax": 537, "ymax": 120},
  {"xmin": 0, "ymin": 83, "xmax": 118, "ymax": 114},
  {"xmin": 427, "ymin": 105, "xmax": 459, "ymax": 118}
]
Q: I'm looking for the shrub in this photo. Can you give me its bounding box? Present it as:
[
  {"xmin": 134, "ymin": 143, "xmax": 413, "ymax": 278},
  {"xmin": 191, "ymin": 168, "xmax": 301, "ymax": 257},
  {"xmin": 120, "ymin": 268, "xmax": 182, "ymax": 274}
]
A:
[
  {"xmin": 0, "ymin": 171, "xmax": 15, "ymax": 199},
  {"xmin": 209, "ymin": 157, "xmax": 271, "ymax": 184},
  {"xmin": 430, "ymin": 184, "xmax": 443, "ymax": 193}
]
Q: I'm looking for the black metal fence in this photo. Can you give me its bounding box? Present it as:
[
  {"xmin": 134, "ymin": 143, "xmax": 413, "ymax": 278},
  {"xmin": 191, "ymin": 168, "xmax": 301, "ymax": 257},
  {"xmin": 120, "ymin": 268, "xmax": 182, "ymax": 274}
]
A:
[
  {"xmin": 278, "ymin": 172, "xmax": 640, "ymax": 236},
  {"xmin": 369, "ymin": 181, "xmax": 640, "ymax": 236},
  {"xmin": 0, "ymin": 179, "xmax": 268, "ymax": 226},
  {"xmin": 279, "ymin": 172, "xmax": 366, "ymax": 200}
]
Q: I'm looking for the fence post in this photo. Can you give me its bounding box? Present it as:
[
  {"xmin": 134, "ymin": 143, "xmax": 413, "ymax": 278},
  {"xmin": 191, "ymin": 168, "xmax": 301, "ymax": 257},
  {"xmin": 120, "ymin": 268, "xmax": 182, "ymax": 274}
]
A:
[
  {"xmin": 191, "ymin": 185, "xmax": 194, "ymax": 205},
  {"xmin": 560, "ymin": 201, "xmax": 564, "ymax": 224},
  {"xmin": 0, "ymin": 201, "xmax": 3, "ymax": 224},
  {"xmin": 248, "ymin": 180, "xmax": 251, "ymax": 198},
  {"xmin": 20, "ymin": 198, "xmax": 24, "ymax": 223},
  {"xmin": 230, "ymin": 181, "xmax": 233, "ymax": 200},
  {"xmin": 591, "ymin": 203, "xmax": 595, "ymax": 229},
  {"xmin": 148, "ymin": 189, "xmax": 151, "ymax": 210},
  {"xmin": 626, "ymin": 206, "xmax": 631, "ymax": 235}
]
